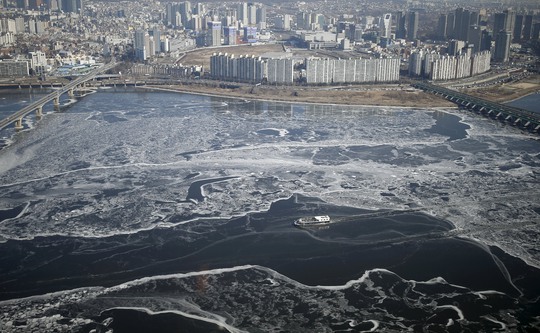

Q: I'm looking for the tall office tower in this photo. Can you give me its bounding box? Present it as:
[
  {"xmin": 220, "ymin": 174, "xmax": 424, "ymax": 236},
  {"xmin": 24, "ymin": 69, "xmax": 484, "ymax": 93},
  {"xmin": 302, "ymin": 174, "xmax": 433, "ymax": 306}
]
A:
[
  {"xmin": 523, "ymin": 15, "xmax": 533, "ymax": 40},
  {"xmin": 28, "ymin": 0, "xmax": 42, "ymax": 10},
  {"xmin": 454, "ymin": 8, "xmax": 465, "ymax": 39},
  {"xmin": 207, "ymin": 21, "xmax": 221, "ymax": 46},
  {"xmin": 437, "ymin": 14, "xmax": 448, "ymax": 39},
  {"xmin": 395, "ymin": 11, "xmax": 406, "ymax": 39},
  {"xmin": 347, "ymin": 23, "xmax": 356, "ymax": 41},
  {"xmin": 407, "ymin": 11, "xmax": 419, "ymax": 40},
  {"xmin": 481, "ymin": 30, "xmax": 492, "ymax": 51},
  {"xmin": 76, "ymin": 0, "xmax": 83, "ymax": 14},
  {"xmin": 134, "ymin": 29, "xmax": 148, "ymax": 61},
  {"xmin": 446, "ymin": 13, "xmax": 455, "ymax": 38},
  {"xmin": 165, "ymin": 3, "xmax": 174, "ymax": 26},
  {"xmin": 469, "ymin": 11, "xmax": 479, "ymax": 27},
  {"xmin": 180, "ymin": 1, "xmax": 191, "ymax": 29},
  {"xmin": 456, "ymin": 9, "xmax": 471, "ymax": 41},
  {"xmin": 533, "ymin": 23, "xmax": 540, "ymax": 40},
  {"xmin": 62, "ymin": 0, "xmax": 75, "ymax": 13},
  {"xmin": 513, "ymin": 14, "xmax": 523, "ymax": 41},
  {"xmin": 149, "ymin": 28, "xmax": 161, "ymax": 54},
  {"xmin": 380, "ymin": 13, "xmax": 391, "ymax": 38},
  {"xmin": 237, "ymin": 2, "xmax": 247, "ymax": 24},
  {"xmin": 467, "ymin": 25, "xmax": 482, "ymax": 53},
  {"xmin": 494, "ymin": 31, "xmax": 511, "ymax": 63},
  {"xmin": 503, "ymin": 9, "xmax": 515, "ymax": 34},
  {"xmin": 224, "ymin": 26, "xmax": 237, "ymax": 45},
  {"xmin": 493, "ymin": 12, "xmax": 506, "ymax": 34}
]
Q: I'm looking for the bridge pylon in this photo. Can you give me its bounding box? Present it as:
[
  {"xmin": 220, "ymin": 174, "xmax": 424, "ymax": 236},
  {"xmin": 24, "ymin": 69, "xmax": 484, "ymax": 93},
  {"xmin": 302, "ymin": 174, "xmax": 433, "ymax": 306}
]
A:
[
  {"xmin": 53, "ymin": 95, "xmax": 60, "ymax": 110},
  {"xmin": 14, "ymin": 118, "xmax": 23, "ymax": 131}
]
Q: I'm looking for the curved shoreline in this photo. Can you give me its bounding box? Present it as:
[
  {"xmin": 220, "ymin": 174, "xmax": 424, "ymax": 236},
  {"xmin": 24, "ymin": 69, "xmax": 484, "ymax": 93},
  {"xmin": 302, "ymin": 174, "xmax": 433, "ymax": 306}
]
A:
[{"xmin": 137, "ymin": 84, "xmax": 459, "ymax": 109}]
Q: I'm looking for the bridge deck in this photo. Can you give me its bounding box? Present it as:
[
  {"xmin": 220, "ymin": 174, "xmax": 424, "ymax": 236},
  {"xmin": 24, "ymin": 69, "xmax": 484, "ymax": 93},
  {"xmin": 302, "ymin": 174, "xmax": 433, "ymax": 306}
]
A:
[
  {"xmin": 0, "ymin": 61, "xmax": 118, "ymax": 131},
  {"xmin": 412, "ymin": 81, "xmax": 540, "ymax": 132}
]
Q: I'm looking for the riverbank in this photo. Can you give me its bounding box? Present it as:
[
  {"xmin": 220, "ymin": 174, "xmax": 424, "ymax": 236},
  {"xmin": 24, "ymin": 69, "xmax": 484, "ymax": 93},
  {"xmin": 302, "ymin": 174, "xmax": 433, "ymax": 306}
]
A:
[
  {"xmin": 140, "ymin": 73, "xmax": 540, "ymax": 108},
  {"xmin": 465, "ymin": 74, "xmax": 540, "ymax": 103},
  {"xmin": 141, "ymin": 83, "xmax": 458, "ymax": 108}
]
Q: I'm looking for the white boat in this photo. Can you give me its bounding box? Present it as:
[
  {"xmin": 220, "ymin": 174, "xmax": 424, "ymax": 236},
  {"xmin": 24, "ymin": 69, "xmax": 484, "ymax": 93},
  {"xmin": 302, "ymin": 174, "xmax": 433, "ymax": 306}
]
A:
[{"xmin": 294, "ymin": 215, "xmax": 332, "ymax": 227}]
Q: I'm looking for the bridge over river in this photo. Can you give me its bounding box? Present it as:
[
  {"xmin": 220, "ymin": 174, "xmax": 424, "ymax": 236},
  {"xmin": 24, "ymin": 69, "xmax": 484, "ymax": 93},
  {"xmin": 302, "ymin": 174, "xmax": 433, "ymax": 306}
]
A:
[
  {"xmin": 0, "ymin": 61, "xmax": 118, "ymax": 131},
  {"xmin": 412, "ymin": 81, "xmax": 540, "ymax": 133}
]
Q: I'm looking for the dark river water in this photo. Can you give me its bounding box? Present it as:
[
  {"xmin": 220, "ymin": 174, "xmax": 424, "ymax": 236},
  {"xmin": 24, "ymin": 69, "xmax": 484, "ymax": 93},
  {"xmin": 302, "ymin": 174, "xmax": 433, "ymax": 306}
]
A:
[{"xmin": 0, "ymin": 88, "xmax": 538, "ymax": 332}]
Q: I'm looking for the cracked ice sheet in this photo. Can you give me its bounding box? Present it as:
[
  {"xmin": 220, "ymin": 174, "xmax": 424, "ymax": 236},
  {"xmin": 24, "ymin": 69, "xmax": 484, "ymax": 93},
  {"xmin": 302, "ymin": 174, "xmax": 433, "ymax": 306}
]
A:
[{"xmin": 0, "ymin": 91, "xmax": 539, "ymax": 268}]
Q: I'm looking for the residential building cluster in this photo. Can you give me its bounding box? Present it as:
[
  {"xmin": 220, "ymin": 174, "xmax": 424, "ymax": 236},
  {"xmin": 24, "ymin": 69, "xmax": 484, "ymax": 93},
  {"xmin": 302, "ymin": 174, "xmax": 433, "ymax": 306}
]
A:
[
  {"xmin": 0, "ymin": 0, "xmax": 539, "ymax": 84},
  {"xmin": 130, "ymin": 63, "xmax": 202, "ymax": 77},
  {"xmin": 0, "ymin": 50, "xmax": 48, "ymax": 76},
  {"xmin": 305, "ymin": 57, "xmax": 400, "ymax": 84},
  {"xmin": 409, "ymin": 50, "xmax": 491, "ymax": 81},
  {"xmin": 210, "ymin": 52, "xmax": 400, "ymax": 85},
  {"xmin": 210, "ymin": 52, "xmax": 287, "ymax": 83},
  {"xmin": 436, "ymin": 7, "xmax": 540, "ymax": 63},
  {"xmin": 2, "ymin": 0, "xmax": 83, "ymax": 12}
]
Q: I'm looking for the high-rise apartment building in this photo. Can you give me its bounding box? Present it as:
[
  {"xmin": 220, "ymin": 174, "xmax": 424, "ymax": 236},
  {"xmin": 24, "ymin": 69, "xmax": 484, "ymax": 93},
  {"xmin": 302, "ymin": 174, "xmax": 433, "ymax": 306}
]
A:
[
  {"xmin": 224, "ymin": 26, "xmax": 236, "ymax": 45},
  {"xmin": 380, "ymin": 13, "xmax": 392, "ymax": 38},
  {"xmin": 237, "ymin": 2, "xmax": 248, "ymax": 24},
  {"xmin": 306, "ymin": 57, "xmax": 400, "ymax": 84},
  {"xmin": 267, "ymin": 58, "xmax": 294, "ymax": 84},
  {"xmin": 180, "ymin": 1, "xmax": 192, "ymax": 29},
  {"xmin": 207, "ymin": 21, "xmax": 221, "ymax": 46},
  {"xmin": 134, "ymin": 29, "xmax": 148, "ymax": 61},
  {"xmin": 275, "ymin": 14, "xmax": 291, "ymax": 30},
  {"xmin": 149, "ymin": 28, "xmax": 161, "ymax": 55},
  {"xmin": 409, "ymin": 50, "xmax": 490, "ymax": 80}
]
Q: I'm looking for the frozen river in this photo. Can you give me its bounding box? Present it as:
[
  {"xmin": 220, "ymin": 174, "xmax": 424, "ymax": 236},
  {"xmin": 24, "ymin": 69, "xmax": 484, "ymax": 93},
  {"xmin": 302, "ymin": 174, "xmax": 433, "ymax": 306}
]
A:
[{"xmin": 0, "ymin": 88, "xmax": 538, "ymax": 332}]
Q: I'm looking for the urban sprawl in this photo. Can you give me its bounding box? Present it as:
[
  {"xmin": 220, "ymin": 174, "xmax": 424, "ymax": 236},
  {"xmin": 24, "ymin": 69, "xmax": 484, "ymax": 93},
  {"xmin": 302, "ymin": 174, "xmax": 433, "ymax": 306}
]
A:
[{"xmin": 0, "ymin": 0, "xmax": 539, "ymax": 86}]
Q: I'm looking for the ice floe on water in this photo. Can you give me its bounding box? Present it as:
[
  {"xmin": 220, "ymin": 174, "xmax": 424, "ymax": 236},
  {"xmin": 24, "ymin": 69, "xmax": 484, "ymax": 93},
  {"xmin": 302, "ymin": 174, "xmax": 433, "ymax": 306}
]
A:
[
  {"xmin": 0, "ymin": 90, "xmax": 539, "ymax": 331},
  {"xmin": 0, "ymin": 264, "xmax": 534, "ymax": 332}
]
